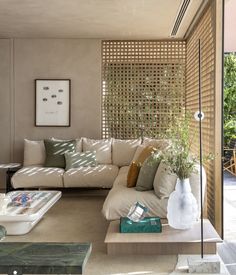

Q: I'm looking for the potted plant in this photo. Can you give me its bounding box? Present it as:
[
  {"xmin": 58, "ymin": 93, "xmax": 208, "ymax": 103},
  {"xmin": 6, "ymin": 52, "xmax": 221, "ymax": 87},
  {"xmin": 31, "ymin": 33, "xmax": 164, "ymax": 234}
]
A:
[{"xmin": 161, "ymin": 113, "xmax": 209, "ymax": 229}]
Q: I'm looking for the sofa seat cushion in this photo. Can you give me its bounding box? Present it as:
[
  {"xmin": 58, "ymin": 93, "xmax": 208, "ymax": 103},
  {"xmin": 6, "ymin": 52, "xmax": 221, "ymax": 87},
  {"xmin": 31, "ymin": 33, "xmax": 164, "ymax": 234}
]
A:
[
  {"xmin": 63, "ymin": 165, "xmax": 119, "ymax": 188},
  {"xmin": 102, "ymin": 166, "xmax": 168, "ymax": 220},
  {"xmin": 12, "ymin": 167, "xmax": 64, "ymax": 188}
]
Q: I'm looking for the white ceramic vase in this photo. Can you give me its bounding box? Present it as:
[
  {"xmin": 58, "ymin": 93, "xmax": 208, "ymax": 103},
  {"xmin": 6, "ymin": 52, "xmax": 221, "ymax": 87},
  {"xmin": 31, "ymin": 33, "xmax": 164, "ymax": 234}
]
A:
[{"xmin": 167, "ymin": 178, "xmax": 198, "ymax": 230}]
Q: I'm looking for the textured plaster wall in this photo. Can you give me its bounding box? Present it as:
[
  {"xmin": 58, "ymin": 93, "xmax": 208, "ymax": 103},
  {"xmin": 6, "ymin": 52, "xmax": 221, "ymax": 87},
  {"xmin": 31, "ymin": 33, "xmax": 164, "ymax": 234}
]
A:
[
  {"xmin": 0, "ymin": 39, "xmax": 12, "ymax": 187},
  {"xmin": 0, "ymin": 39, "xmax": 101, "ymax": 188},
  {"xmin": 225, "ymin": 0, "xmax": 236, "ymax": 52}
]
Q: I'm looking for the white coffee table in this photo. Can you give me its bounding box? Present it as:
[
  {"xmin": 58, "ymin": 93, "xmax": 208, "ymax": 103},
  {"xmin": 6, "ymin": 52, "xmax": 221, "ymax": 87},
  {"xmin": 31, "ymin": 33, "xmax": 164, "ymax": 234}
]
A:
[{"xmin": 0, "ymin": 190, "xmax": 61, "ymax": 235}]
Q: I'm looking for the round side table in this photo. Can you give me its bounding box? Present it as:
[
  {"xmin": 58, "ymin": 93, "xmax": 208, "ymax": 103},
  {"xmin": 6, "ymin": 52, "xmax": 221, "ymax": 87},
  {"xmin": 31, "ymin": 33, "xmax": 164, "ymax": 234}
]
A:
[{"xmin": 0, "ymin": 163, "xmax": 21, "ymax": 193}]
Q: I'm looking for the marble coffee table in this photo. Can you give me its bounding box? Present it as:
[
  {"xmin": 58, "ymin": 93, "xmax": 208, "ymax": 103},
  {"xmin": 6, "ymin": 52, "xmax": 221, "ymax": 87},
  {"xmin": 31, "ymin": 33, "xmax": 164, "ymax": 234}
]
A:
[
  {"xmin": 0, "ymin": 242, "xmax": 92, "ymax": 275},
  {"xmin": 0, "ymin": 190, "xmax": 61, "ymax": 235}
]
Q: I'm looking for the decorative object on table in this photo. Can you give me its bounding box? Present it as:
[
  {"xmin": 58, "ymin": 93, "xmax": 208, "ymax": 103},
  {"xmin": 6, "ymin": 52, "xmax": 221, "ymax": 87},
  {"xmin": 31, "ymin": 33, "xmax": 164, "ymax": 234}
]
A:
[
  {"xmin": 162, "ymin": 113, "xmax": 199, "ymax": 230},
  {"xmin": 127, "ymin": 202, "xmax": 148, "ymax": 222},
  {"xmin": 11, "ymin": 193, "xmax": 32, "ymax": 207},
  {"xmin": 35, "ymin": 79, "xmax": 71, "ymax": 127},
  {"xmin": 0, "ymin": 163, "xmax": 21, "ymax": 193},
  {"xmin": 0, "ymin": 194, "xmax": 11, "ymax": 214},
  {"xmin": 0, "ymin": 225, "xmax": 6, "ymax": 241},
  {"xmin": 120, "ymin": 217, "xmax": 162, "ymax": 233},
  {"xmin": 0, "ymin": 242, "xmax": 91, "ymax": 275}
]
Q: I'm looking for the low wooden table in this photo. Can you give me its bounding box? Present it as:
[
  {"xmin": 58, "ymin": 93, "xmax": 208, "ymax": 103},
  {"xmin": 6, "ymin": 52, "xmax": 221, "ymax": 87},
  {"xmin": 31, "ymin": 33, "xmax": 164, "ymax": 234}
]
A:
[
  {"xmin": 105, "ymin": 219, "xmax": 222, "ymax": 255},
  {"xmin": 0, "ymin": 242, "xmax": 92, "ymax": 275}
]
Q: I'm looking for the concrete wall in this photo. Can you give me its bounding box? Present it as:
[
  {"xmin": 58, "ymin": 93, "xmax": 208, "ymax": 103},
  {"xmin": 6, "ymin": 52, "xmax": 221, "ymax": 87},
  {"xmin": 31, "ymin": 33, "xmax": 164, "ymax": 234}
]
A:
[
  {"xmin": 0, "ymin": 38, "xmax": 101, "ymax": 188},
  {"xmin": 225, "ymin": 0, "xmax": 236, "ymax": 52}
]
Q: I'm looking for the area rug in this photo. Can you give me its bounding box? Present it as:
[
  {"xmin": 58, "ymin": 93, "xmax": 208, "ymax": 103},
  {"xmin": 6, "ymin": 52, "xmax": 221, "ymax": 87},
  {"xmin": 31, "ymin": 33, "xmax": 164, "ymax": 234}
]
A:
[{"xmin": 4, "ymin": 190, "xmax": 177, "ymax": 275}]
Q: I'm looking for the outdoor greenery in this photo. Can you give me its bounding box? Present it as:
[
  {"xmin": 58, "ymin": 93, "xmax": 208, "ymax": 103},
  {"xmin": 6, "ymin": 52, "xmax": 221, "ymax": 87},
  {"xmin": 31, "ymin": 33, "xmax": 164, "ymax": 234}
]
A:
[{"xmin": 224, "ymin": 53, "xmax": 236, "ymax": 146}]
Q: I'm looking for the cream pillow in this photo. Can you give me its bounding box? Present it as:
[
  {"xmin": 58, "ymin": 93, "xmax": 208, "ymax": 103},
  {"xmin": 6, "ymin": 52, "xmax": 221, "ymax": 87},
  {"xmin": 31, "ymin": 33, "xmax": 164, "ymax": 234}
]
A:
[
  {"xmin": 143, "ymin": 137, "xmax": 170, "ymax": 150},
  {"xmin": 112, "ymin": 138, "xmax": 141, "ymax": 167},
  {"xmin": 82, "ymin": 138, "xmax": 112, "ymax": 164},
  {"xmin": 23, "ymin": 139, "xmax": 46, "ymax": 167},
  {"xmin": 153, "ymin": 161, "xmax": 177, "ymax": 199}
]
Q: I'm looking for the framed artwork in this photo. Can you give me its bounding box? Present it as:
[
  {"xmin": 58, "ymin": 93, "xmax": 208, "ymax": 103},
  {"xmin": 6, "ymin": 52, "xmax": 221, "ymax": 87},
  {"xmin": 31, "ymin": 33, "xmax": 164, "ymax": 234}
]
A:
[{"xmin": 35, "ymin": 79, "xmax": 71, "ymax": 127}]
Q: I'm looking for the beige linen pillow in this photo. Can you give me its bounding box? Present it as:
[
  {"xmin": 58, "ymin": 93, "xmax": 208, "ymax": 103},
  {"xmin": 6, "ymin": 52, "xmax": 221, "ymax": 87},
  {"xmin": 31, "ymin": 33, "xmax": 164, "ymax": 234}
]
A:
[
  {"xmin": 112, "ymin": 139, "xmax": 141, "ymax": 167},
  {"xmin": 23, "ymin": 139, "xmax": 46, "ymax": 167},
  {"xmin": 143, "ymin": 137, "xmax": 170, "ymax": 151},
  {"xmin": 82, "ymin": 138, "xmax": 112, "ymax": 164},
  {"xmin": 153, "ymin": 161, "xmax": 177, "ymax": 199}
]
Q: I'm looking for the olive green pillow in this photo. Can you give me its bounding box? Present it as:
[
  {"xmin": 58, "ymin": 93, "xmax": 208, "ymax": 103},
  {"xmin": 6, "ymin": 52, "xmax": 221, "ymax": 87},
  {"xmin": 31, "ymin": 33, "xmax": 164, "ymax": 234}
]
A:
[
  {"xmin": 44, "ymin": 139, "xmax": 76, "ymax": 168},
  {"xmin": 135, "ymin": 153, "xmax": 161, "ymax": 191},
  {"xmin": 65, "ymin": 151, "xmax": 97, "ymax": 170}
]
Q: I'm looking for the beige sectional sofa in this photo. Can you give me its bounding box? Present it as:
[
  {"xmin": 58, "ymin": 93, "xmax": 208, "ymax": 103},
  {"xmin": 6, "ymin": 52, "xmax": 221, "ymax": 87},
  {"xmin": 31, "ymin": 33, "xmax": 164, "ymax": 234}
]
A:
[{"xmin": 12, "ymin": 137, "xmax": 206, "ymax": 221}]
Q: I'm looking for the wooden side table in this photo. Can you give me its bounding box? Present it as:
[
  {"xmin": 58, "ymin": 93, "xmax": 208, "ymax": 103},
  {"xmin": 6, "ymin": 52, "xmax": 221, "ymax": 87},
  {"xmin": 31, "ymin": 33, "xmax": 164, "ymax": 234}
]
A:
[{"xmin": 0, "ymin": 163, "xmax": 21, "ymax": 193}]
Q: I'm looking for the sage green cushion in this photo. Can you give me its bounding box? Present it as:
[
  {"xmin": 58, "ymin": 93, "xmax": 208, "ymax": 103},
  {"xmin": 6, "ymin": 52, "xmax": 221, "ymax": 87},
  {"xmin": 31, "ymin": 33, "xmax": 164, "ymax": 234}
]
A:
[
  {"xmin": 135, "ymin": 153, "xmax": 161, "ymax": 191},
  {"xmin": 44, "ymin": 139, "xmax": 76, "ymax": 168},
  {"xmin": 65, "ymin": 151, "xmax": 97, "ymax": 170},
  {"xmin": 153, "ymin": 161, "xmax": 177, "ymax": 199}
]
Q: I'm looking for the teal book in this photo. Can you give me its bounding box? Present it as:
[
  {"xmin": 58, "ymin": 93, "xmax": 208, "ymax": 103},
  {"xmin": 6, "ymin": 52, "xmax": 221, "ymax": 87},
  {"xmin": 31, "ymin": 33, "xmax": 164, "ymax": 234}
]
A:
[{"xmin": 120, "ymin": 217, "xmax": 162, "ymax": 233}]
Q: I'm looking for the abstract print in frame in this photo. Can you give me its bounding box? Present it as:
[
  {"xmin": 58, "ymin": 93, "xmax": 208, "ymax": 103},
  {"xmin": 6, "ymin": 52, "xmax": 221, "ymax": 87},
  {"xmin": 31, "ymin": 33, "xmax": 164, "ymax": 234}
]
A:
[{"xmin": 35, "ymin": 79, "xmax": 71, "ymax": 127}]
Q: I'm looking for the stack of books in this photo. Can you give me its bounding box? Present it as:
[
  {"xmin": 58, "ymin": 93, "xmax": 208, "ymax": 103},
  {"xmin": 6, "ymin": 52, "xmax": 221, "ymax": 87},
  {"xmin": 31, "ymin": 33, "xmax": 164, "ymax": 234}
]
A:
[{"xmin": 120, "ymin": 217, "xmax": 162, "ymax": 233}]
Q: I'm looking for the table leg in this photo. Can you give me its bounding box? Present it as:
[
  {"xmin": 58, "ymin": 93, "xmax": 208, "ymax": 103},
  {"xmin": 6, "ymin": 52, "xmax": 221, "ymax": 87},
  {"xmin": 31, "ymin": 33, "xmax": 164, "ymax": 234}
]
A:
[{"xmin": 6, "ymin": 169, "xmax": 14, "ymax": 193}]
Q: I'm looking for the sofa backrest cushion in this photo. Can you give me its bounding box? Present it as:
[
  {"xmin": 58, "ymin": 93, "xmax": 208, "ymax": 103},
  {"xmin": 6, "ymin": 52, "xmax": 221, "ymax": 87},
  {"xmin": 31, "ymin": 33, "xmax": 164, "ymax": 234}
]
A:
[
  {"xmin": 82, "ymin": 138, "xmax": 112, "ymax": 164},
  {"xmin": 44, "ymin": 139, "xmax": 76, "ymax": 168},
  {"xmin": 112, "ymin": 138, "xmax": 141, "ymax": 167},
  {"xmin": 142, "ymin": 137, "xmax": 170, "ymax": 150},
  {"xmin": 23, "ymin": 139, "xmax": 46, "ymax": 167}
]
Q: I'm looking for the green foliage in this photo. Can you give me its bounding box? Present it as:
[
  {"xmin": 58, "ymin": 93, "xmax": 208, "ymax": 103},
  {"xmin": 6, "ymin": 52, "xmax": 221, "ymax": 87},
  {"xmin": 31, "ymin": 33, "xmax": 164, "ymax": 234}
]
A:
[
  {"xmin": 161, "ymin": 113, "xmax": 198, "ymax": 180},
  {"xmin": 161, "ymin": 113, "xmax": 213, "ymax": 180},
  {"xmin": 224, "ymin": 54, "xmax": 236, "ymax": 146}
]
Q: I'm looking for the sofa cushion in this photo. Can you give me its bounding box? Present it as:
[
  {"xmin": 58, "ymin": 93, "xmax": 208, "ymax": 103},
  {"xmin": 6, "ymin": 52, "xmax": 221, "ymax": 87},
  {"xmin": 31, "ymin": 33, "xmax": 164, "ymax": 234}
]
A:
[
  {"xmin": 102, "ymin": 167, "xmax": 168, "ymax": 220},
  {"xmin": 52, "ymin": 137, "xmax": 82, "ymax": 152},
  {"xmin": 127, "ymin": 146, "xmax": 157, "ymax": 188},
  {"xmin": 83, "ymin": 138, "xmax": 112, "ymax": 164},
  {"xmin": 153, "ymin": 161, "xmax": 177, "ymax": 199},
  {"xmin": 127, "ymin": 162, "xmax": 141, "ymax": 188},
  {"xmin": 63, "ymin": 164, "xmax": 119, "ymax": 188},
  {"xmin": 23, "ymin": 139, "xmax": 46, "ymax": 167},
  {"xmin": 112, "ymin": 139, "xmax": 141, "ymax": 167},
  {"xmin": 11, "ymin": 167, "xmax": 64, "ymax": 188},
  {"xmin": 142, "ymin": 137, "xmax": 170, "ymax": 150},
  {"xmin": 44, "ymin": 139, "xmax": 76, "ymax": 168},
  {"xmin": 65, "ymin": 151, "xmax": 97, "ymax": 170}
]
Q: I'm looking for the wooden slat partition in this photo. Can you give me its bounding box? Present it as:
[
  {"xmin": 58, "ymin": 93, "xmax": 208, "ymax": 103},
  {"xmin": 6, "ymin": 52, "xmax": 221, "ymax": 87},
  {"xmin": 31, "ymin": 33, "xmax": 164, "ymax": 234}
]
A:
[
  {"xmin": 186, "ymin": 2, "xmax": 220, "ymax": 231},
  {"xmin": 102, "ymin": 41, "xmax": 186, "ymax": 139}
]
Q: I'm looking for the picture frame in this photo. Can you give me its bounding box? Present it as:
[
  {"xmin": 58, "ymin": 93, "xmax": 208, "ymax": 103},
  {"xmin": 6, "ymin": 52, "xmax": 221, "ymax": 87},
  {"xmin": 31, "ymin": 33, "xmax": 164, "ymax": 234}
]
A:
[{"xmin": 35, "ymin": 79, "xmax": 71, "ymax": 127}]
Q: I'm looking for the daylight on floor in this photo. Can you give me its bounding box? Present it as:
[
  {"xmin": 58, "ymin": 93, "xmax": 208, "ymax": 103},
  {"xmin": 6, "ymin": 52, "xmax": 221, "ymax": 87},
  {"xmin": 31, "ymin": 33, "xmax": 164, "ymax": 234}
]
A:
[{"xmin": 0, "ymin": 0, "xmax": 235, "ymax": 274}]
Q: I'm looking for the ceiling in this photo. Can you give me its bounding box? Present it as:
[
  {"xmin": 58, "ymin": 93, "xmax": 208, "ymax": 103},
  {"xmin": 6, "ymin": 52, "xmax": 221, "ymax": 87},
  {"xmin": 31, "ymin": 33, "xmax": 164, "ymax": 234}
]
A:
[{"xmin": 0, "ymin": 0, "xmax": 204, "ymax": 39}]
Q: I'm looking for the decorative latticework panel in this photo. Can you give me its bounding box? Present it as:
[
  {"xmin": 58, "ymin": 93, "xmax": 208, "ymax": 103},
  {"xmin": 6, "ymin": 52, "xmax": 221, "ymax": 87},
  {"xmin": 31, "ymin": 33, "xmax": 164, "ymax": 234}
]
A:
[
  {"xmin": 186, "ymin": 4, "xmax": 216, "ymax": 225},
  {"xmin": 102, "ymin": 41, "xmax": 186, "ymax": 139}
]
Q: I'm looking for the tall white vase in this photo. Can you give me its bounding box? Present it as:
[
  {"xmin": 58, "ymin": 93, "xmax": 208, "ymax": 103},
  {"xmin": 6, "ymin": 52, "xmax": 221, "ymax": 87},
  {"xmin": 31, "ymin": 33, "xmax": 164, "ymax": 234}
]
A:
[{"xmin": 167, "ymin": 178, "xmax": 198, "ymax": 230}]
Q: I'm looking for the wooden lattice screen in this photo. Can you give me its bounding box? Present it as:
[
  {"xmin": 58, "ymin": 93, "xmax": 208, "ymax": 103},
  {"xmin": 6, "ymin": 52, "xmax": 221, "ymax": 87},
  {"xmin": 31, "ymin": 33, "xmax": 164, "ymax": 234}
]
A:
[
  {"xmin": 102, "ymin": 41, "xmax": 186, "ymax": 139},
  {"xmin": 186, "ymin": 3, "xmax": 216, "ymax": 225}
]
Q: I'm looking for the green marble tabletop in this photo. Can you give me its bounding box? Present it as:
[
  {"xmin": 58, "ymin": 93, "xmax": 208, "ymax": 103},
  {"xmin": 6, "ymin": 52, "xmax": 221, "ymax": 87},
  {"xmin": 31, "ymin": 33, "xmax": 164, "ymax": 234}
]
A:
[{"xmin": 0, "ymin": 242, "xmax": 92, "ymax": 274}]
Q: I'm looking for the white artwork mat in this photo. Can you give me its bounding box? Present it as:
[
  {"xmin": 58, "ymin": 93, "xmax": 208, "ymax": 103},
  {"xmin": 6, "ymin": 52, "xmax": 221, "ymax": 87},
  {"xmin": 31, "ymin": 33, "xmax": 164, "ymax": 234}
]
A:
[{"xmin": 36, "ymin": 80, "xmax": 70, "ymax": 126}]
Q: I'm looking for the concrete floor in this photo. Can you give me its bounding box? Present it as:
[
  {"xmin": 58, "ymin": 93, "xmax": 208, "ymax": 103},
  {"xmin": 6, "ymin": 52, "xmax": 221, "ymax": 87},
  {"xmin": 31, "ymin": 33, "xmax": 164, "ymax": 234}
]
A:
[{"xmin": 224, "ymin": 172, "xmax": 236, "ymax": 240}]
